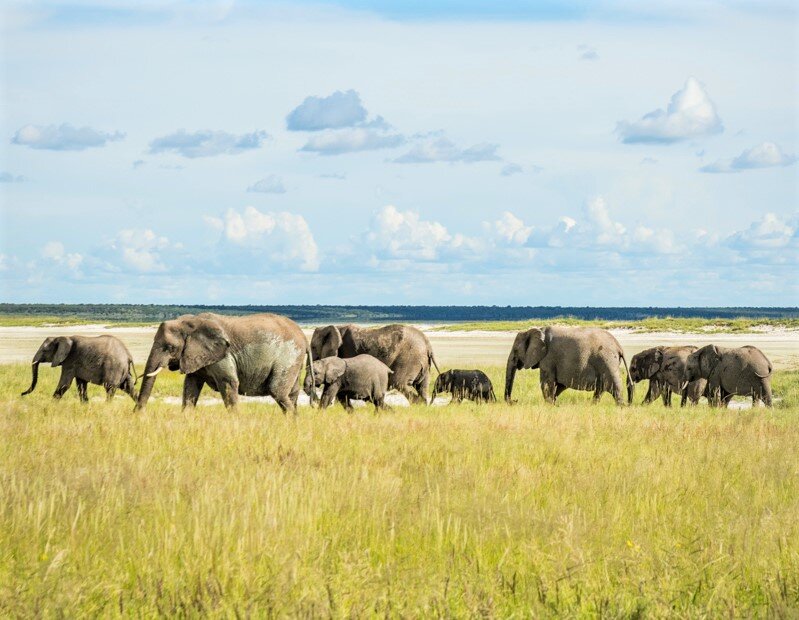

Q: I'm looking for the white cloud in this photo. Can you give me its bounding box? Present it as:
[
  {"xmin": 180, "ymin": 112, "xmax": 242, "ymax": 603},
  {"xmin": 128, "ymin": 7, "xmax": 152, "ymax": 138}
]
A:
[
  {"xmin": 484, "ymin": 211, "xmax": 532, "ymax": 245},
  {"xmin": 11, "ymin": 123, "xmax": 124, "ymax": 151},
  {"xmin": 578, "ymin": 44, "xmax": 598, "ymax": 60},
  {"xmin": 726, "ymin": 212, "xmax": 798, "ymax": 251},
  {"xmin": 300, "ymin": 126, "xmax": 404, "ymax": 155},
  {"xmin": 616, "ymin": 77, "xmax": 723, "ymax": 144},
  {"xmin": 0, "ymin": 171, "xmax": 24, "ymax": 183},
  {"xmin": 700, "ymin": 142, "xmax": 797, "ymax": 173},
  {"xmin": 148, "ymin": 129, "xmax": 268, "ymax": 158},
  {"xmin": 110, "ymin": 229, "xmax": 172, "ymax": 272},
  {"xmin": 364, "ymin": 205, "xmax": 455, "ymax": 261},
  {"xmin": 394, "ymin": 135, "xmax": 500, "ymax": 164},
  {"xmin": 286, "ymin": 89, "xmax": 368, "ymax": 131},
  {"xmin": 41, "ymin": 241, "xmax": 83, "ymax": 271},
  {"xmin": 247, "ymin": 175, "xmax": 286, "ymax": 194},
  {"xmin": 215, "ymin": 207, "xmax": 319, "ymax": 271},
  {"xmin": 500, "ymin": 163, "xmax": 523, "ymax": 176}
]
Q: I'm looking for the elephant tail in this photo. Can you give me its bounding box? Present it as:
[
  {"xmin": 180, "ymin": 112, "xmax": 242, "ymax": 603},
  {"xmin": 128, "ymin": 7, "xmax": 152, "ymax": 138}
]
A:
[
  {"xmin": 306, "ymin": 344, "xmax": 318, "ymax": 405},
  {"xmin": 429, "ymin": 349, "xmax": 441, "ymax": 375},
  {"xmin": 129, "ymin": 357, "xmax": 139, "ymax": 384},
  {"xmin": 621, "ymin": 352, "xmax": 634, "ymax": 404}
]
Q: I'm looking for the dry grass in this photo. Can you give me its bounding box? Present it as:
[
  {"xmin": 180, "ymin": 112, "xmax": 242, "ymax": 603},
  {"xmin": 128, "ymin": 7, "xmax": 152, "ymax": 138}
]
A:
[{"xmin": 1, "ymin": 364, "xmax": 798, "ymax": 616}]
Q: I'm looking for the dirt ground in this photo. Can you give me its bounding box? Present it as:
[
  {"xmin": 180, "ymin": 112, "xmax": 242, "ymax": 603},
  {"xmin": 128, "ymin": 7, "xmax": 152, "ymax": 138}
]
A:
[{"xmin": 1, "ymin": 324, "xmax": 797, "ymax": 370}]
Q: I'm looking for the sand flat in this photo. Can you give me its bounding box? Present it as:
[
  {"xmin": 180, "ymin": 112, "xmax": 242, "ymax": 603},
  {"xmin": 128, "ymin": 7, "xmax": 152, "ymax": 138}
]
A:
[{"xmin": 1, "ymin": 324, "xmax": 797, "ymax": 370}]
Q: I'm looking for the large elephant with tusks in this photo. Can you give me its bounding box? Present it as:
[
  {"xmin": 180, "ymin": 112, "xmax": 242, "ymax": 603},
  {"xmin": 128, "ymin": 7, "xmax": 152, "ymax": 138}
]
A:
[
  {"xmin": 505, "ymin": 326, "xmax": 633, "ymax": 405},
  {"xmin": 136, "ymin": 313, "xmax": 313, "ymax": 413}
]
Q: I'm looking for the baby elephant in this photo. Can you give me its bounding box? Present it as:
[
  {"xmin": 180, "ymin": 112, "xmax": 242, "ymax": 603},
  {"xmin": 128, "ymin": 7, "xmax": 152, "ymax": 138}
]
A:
[
  {"xmin": 304, "ymin": 354, "xmax": 393, "ymax": 412},
  {"xmin": 432, "ymin": 369, "xmax": 496, "ymax": 403},
  {"xmin": 629, "ymin": 346, "xmax": 707, "ymax": 407},
  {"xmin": 686, "ymin": 344, "xmax": 772, "ymax": 407},
  {"xmin": 22, "ymin": 335, "xmax": 137, "ymax": 402}
]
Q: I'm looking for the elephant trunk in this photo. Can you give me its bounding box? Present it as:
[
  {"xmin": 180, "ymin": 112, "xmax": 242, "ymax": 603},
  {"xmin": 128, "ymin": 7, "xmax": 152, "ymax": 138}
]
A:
[
  {"xmin": 21, "ymin": 362, "xmax": 40, "ymax": 396},
  {"xmin": 504, "ymin": 356, "xmax": 517, "ymax": 403},
  {"xmin": 135, "ymin": 350, "xmax": 162, "ymax": 410}
]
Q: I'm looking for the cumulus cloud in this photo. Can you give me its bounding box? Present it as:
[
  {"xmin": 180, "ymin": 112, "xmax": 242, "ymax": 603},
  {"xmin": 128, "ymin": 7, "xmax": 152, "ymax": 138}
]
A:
[
  {"xmin": 726, "ymin": 212, "xmax": 798, "ymax": 252},
  {"xmin": 484, "ymin": 211, "xmax": 532, "ymax": 245},
  {"xmin": 700, "ymin": 142, "xmax": 797, "ymax": 173},
  {"xmin": 247, "ymin": 175, "xmax": 286, "ymax": 194},
  {"xmin": 393, "ymin": 135, "xmax": 501, "ymax": 164},
  {"xmin": 148, "ymin": 129, "xmax": 268, "ymax": 158},
  {"xmin": 364, "ymin": 205, "xmax": 459, "ymax": 261},
  {"xmin": 0, "ymin": 171, "xmax": 24, "ymax": 183},
  {"xmin": 286, "ymin": 89, "xmax": 368, "ymax": 131},
  {"xmin": 300, "ymin": 126, "xmax": 404, "ymax": 155},
  {"xmin": 208, "ymin": 206, "xmax": 319, "ymax": 271},
  {"xmin": 106, "ymin": 229, "xmax": 173, "ymax": 272},
  {"xmin": 11, "ymin": 123, "xmax": 125, "ymax": 151},
  {"xmin": 616, "ymin": 77, "xmax": 723, "ymax": 144},
  {"xmin": 41, "ymin": 241, "xmax": 83, "ymax": 271},
  {"xmin": 500, "ymin": 163, "xmax": 523, "ymax": 176},
  {"xmin": 578, "ymin": 44, "xmax": 598, "ymax": 60}
]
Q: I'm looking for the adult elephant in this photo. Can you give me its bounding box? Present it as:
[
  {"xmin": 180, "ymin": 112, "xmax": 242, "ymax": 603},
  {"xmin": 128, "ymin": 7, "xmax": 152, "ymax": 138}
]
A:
[
  {"xmin": 310, "ymin": 324, "xmax": 439, "ymax": 403},
  {"xmin": 685, "ymin": 344, "xmax": 772, "ymax": 407},
  {"xmin": 629, "ymin": 346, "xmax": 707, "ymax": 407},
  {"xmin": 136, "ymin": 313, "xmax": 313, "ymax": 413},
  {"xmin": 505, "ymin": 326, "xmax": 633, "ymax": 405}
]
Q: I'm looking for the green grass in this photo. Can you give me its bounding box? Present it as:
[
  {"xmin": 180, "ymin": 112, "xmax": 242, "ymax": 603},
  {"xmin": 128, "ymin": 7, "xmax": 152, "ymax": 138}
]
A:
[
  {"xmin": 435, "ymin": 316, "xmax": 799, "ymax": 333},
  {"xmin": 1, "ymin": 363, "xmax": 798, "ymax": 616}
]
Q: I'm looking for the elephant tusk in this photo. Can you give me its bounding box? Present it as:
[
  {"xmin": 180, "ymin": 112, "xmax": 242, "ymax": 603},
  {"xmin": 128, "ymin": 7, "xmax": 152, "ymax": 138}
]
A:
[
  {"xmin": 680, "ymin": 381, "xmax": 689, "ymax": 391},
  {"xmin": 145, "ymin": 366, "xmax": 163, "ymax": 378}
]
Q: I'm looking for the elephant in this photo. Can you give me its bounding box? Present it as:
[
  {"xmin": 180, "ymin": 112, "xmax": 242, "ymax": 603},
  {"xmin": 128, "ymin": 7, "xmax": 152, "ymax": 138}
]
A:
[
  {"xmin": 136, "ymin": 312, "xmax": 313, "ymax": 413},
  {"xmin": 310, "ymin": 324, "xmax": 439, "ymax": 404},
  {"xmin": 629, "ymin": 346, "xmax": 707, "ymax": 407},
  {"xmin": 304, "ymin": 354, "xmax": 393, "ymax": 413},
  {"xmin": 432, "ymin": 369, "xmax": 496, "ymax": 403},
  {"xmin": 505, "ymin": 326, "xmax": 633, "ymax": 405},
  {"xmin": 21, "ymin": 335, "xmax": 137, "ymax": 402},
  {"xmin": 685, "ymin": 344, "xmax": 772, "ymax": 407}
]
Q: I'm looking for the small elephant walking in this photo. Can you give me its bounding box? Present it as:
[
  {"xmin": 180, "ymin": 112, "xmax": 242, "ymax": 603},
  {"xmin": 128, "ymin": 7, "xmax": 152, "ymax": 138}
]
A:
[
  {"xmin": 685, "ymin": 344, "xmax": 772, "ymax": 407},
  {"xmin": 304, "ymin": 354, "xmax": 393, "ymax": 412},
  {"xmin": 310, "ymin": 324, "xmax": 439, "ymax": 404},
  {"xmin": 629, "ymin": 346, "xmax": 707, "ymax": 407},
  {"xmin": 22, "ymin": 335, "xmax": 137, "ymax": 402},
  {"xmin": 505, "ymin": 326, "xmax": 633, "ymax": 405},
  {"xmin": 432, "ymin": 369, "xmax": 496, "ymax": 403}
]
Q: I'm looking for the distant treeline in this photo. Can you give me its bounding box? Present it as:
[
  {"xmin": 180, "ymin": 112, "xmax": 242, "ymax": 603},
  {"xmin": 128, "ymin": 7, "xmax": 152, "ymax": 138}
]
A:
[{"xmin": 1, "ymin": 304, "xmax": 798, "ymax": 324}]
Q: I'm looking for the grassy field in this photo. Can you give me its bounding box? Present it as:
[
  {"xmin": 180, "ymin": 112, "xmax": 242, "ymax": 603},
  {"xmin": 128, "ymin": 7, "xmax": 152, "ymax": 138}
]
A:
[{"xmin": 1, "ymin": 363, "xmax": 798, "ymax": 616}]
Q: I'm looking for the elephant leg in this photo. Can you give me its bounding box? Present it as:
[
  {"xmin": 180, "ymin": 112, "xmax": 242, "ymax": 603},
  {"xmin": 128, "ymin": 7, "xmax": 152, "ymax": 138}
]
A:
[
  {"xmin": 663, "ymin": 385, "xmax": 673, "ymax": 407},
  {"xmin": 541, "ymin": 376, "xmax": 558, "ymax": 404},
  {"xmin": 219, "ymin": 379, "xmax": 239, "ymax": 409},
  {"xmin": 76, "ymin": 379, "xmax": 89, "ymax": 403},
  {"xmin": 182, "ymin": 374, "xmax": 205, "ymax": 409},
  {"xmin": 762, "ymin": 384, "xmax": 773, "ymax": 408},
  {"xmin": 319, "ymin": 383, "xmax": 340, "ymax": 410},
  {"xmin": 336, "ymin": 392, "xmax": 354, "ymax": 412},
  {"xmin": 289, "ymin": 376, "xmax": 301, "ymax": 408},
  {"xmin": 680, "ymin": 386, "xmax": 689, "ymax": 407},
  {"xmin": 720, "ymin": 390, "xmax": 734, "ymax": 408},
  {"xmin": 105, "ymin": 385, "xmax": 117, "ymax": 402},
  {"xmin": 413, "ymin": 368, "xmax": 431, "ymax": 405},
  {"xmin": 53, "ymin": 370, "xmax": 75, "ymax": 399},
  {"xmin": 122, "ymin": 375, "xmax": 137, "ymax": 402}
]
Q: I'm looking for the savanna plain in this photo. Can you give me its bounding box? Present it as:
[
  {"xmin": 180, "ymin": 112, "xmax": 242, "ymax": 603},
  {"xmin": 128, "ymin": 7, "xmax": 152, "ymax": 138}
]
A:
[{"xmin": 1, "ymin": 322, "xmax": 798, "ymax": 617}]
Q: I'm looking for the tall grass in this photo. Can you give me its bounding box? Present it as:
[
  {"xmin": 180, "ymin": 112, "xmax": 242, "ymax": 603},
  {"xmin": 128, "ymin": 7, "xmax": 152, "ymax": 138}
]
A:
[{"xmin": 1, "ymin": 363, "xmax": 798, "ymax": 616}]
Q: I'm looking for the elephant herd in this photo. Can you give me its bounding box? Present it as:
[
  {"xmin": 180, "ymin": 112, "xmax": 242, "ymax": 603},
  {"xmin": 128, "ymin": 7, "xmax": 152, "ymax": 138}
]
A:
[{"xmin": 20, "ymin": 312, "xmax": 775, "ymax": 410}]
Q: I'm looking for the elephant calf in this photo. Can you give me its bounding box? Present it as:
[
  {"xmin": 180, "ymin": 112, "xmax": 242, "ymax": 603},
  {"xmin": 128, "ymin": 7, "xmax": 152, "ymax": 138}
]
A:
[
  {"xmin": 304, "ymin": 354, "xmax": 393, "ymax": 413},
  {"xmin": 629, "ymin": 346, "xmax": 707, "ymax": 407},
  {"xmin": 686, "ymin": 344, "xmax": 773, "ymax": 407},
  {"xmin": 22, "ymin": 335, "xmax": 137, "ymax": 402},
  {"xmin": 432, "ymin": 369, "xmax": 496, "ymax": 403}
]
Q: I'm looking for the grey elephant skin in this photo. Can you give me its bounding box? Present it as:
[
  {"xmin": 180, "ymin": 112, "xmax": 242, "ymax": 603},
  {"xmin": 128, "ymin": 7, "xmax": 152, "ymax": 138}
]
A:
[
  {"xmin": 685, "ymin": 344, "xmax": 772, "ymax": 407},
  {"xmin": 311, "ymin": 324, "xmax": 439, "ymax": 403},
  {"xmin": 305, "ymin": 354, "xmax": 392, "ymax": 412},
  {"xmin": 432, "ymin": 369, "xmax": 496, "ymax": 403},
  {"xmin": 630, "ymin": 346, "xmax": 707, "ymax": 407},
  {"xmin": 136, "ymin": 313, "xmax": 312, "ymax": 413},
  {"xmin": 22, "ymin": 335, "xmax": 137, "ymax": 402},
  {"xmin": 505, "ymin": 326, "xmax": 633, "ymax": 405}
]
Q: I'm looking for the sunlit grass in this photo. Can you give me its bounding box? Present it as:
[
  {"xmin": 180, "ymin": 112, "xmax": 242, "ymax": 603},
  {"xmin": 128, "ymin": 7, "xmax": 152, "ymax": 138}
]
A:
[{"xmin": 1, "ymin": 363, "xmax": 798, "ymax": 616}]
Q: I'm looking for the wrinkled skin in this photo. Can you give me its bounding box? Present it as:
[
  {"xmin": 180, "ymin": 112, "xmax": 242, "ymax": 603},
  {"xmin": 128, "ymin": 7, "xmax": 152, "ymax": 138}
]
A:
[
  {"xmin": 310, "ymin": 324, "xmax": 439, "ymax": 404},
  {"xmin": 22, "ymin": 335, "xmax": 136, "ymax": 402},
  {"xmin": 136, "ymin": 313, "xmax": 312, "ymax": 413},
  {"xmin": 304, "ymin": 354, "xmax": 393, "ymax": 413},
  {"xmin": 629, "ymin": 346, "xmax": 707, "ymax": 407},
  {"xmin": 685, "ymin": 344, "xmax": 772, "ymax": 407},
  {"xmin": 432, "ymin": 369, "xmax": 496, "ymax": 403},
  {"xmin": 505, "ymin": 326, "xmax": 633, "ymax": 405}
]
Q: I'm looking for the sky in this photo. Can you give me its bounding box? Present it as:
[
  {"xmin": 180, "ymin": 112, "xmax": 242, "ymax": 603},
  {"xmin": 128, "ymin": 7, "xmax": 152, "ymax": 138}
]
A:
[{"xmin": 1, "ymin": 0, "xmax": 797, "ymax": 306}]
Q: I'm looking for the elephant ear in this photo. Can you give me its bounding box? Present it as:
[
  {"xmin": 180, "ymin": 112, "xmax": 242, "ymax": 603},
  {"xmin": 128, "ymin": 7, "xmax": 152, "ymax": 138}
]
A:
[
  {"xmin": 180, "ymin": 319, "xmax": 230, "ymax": 375},
  {"xmin": 699, "ymin": 345, "xmax": 721, "ymax": 377},
  {"xmin": 647, "ymin": 348, "xmax": 663, "ymax": 378},
  {"xmin": 51, "ymin": 337, "xmax": 74, "ymax": 367},
  {"xmin": 323, "ymin": 358, "xmax": 346, "ymax": 384},
  {"xmin": 522, "ymin": 329, "xmax": 547, "ymax": 368},
  {"xmin": 315, "ymin": 326, "xmax": 343, "ymax": 358}
]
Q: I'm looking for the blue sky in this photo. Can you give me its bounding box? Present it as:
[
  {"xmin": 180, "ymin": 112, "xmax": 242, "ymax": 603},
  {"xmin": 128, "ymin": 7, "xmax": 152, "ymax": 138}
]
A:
[{"xmin": 1, "ymin": 0, "xmax": 797, "ymax": 305}]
